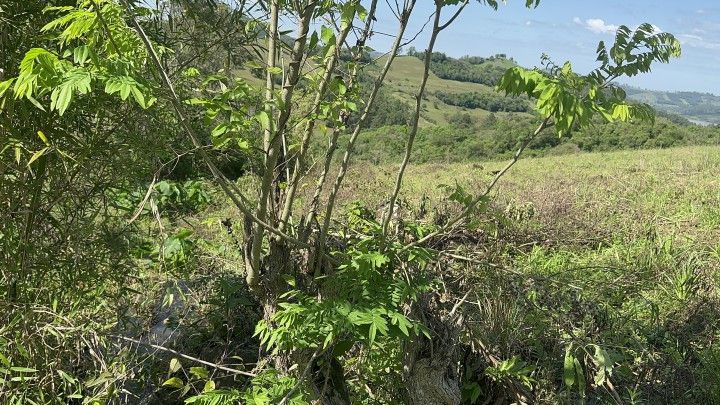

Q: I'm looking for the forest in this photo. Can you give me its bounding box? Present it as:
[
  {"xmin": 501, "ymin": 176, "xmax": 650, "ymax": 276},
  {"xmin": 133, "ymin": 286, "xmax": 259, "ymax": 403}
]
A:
[{"xmin": 2, "ymin": 1, "xmax": 720, "ymax": 404}]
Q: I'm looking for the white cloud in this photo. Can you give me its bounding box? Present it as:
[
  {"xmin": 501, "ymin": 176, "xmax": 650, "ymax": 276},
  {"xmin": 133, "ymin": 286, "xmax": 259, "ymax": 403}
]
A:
[
  {"xmin": 525, "ymin": 20, "xmax": 532, "ymax": 26},
  {"xmin": 573, "ymin": 17, "xmax": 619, "ymax": 34},
  {"xmin": 586, "ymin": 19, "xmax": 619, "ymax": 34},
  {"xmin": 573, "ymin": 18, "xmax": 664, "ymax": 36},
  {"xmin": 678, "ymin": 33, "xmax": 720, "ymax": 50},
  {"xmin": 680, "ymin": 34, "xmax": 704, "ymax": 42}
]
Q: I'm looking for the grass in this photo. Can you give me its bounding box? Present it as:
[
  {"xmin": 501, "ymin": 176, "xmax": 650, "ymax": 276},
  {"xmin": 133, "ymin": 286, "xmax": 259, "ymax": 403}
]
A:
[
  {"xmin": 359, "ymin": 144, "xmax": 720, "ymax": 402},
  {"xmin": 323, "ymin": 145, "xmax": 720, "ymax": 402},
  {"xmin": 336, "ymin": 145, "xmax": 720, "ymax": 244}
]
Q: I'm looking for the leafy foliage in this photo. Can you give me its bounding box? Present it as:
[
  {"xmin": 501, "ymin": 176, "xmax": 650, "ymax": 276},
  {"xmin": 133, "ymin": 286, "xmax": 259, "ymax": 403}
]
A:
[
  {"xmin": 436, "ymin": 90, "xmax": 530, "ymax": 112},
  {"xmin": 498, "ymin": 24, "xmax": 681, "ymax": 135},
  {"xmin": 255, "ymin": 203, "xmax": 433, "ymax": 354},
  {"xmin": 12, "ymin": 0, "xmax": 156, "ymax": 114}
]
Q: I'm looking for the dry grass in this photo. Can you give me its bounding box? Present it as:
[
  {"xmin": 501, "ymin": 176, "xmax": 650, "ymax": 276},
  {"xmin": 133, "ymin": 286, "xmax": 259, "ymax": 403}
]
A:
[{"xmin": 326, "ymin": 145, "xmax": 720, "ymax": 249}]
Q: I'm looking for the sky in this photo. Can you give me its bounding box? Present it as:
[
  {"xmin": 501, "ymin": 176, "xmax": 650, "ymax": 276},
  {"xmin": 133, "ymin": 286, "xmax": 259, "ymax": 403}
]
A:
[{"xmin": 365, "ymin": 0, "xmax": 720, "ymax": 94}]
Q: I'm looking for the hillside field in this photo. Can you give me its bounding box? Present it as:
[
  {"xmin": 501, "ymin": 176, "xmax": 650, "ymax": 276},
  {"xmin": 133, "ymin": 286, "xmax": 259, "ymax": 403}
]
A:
[
  {"xmin": 159, "ymin": 144, "xmax": 720, "ymax": 402},
  {"xmin": 319, "ymin": 145, "xmax": 720, "ymax": 402},
  {"xmin": 379, "ymin": 55, "xmax": 528, "ymax": 126}
]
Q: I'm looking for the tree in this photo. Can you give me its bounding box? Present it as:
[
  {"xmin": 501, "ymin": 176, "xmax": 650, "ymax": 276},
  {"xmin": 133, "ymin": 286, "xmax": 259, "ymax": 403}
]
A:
[{"xmin": 3, "ymin": 0, "xmax": 680, "ymax": 403}]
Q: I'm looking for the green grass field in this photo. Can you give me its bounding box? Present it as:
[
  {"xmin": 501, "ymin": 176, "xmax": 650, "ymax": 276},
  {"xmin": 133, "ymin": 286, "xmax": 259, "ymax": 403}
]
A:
[
  {"xmin": 324, "ymin": 145, "xmax": 720, "ymax": 402},
  {"xmin": 340, "ymin": 145, "xmax": 720, "ymax": 241}
]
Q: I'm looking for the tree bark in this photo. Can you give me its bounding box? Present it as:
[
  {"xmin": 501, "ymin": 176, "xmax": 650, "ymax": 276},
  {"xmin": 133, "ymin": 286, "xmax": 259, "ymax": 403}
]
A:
[{"xmin": 404, "ymin": 294, "xmax": 463, "ymax": 405}]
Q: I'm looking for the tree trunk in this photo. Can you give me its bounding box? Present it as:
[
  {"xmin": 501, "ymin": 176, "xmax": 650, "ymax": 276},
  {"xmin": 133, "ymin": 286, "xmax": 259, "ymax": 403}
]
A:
[
  {"xmin": 310, "ymin": 354, "xmax": 351, "ymax": 405},
  {"xmin": 404, "ymin": 294, "xmax": 462, "ymax": 405},
  {"xmin": 257, "ymin": 238, "xmax": 352, "ymax": 403}
]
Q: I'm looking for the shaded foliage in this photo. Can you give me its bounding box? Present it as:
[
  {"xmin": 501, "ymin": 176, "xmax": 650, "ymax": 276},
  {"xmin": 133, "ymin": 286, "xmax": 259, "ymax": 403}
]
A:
[{"xmin": 436, "ymin": 90, "xmax": 530, "ymax": 112}]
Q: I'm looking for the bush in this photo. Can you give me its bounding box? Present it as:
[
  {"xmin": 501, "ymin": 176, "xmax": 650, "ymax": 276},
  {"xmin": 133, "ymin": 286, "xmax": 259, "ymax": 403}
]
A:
[{"xmin": 436, "ymin": 91, "xmax": 530, "ymax": 112}]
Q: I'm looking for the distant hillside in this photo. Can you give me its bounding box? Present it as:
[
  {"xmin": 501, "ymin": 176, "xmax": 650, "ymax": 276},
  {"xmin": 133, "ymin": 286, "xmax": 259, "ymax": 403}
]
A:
[
  {"xmin": 376, "ymin": 53, "xmax": 532, "ymax": 127},
  {"xmin": 382, "ymin": 52, "xmax": 720, "ymax": 126},
  {"xmin": 344, "ymin": 52, "xmax": 720, "ymax": 163},
  {"xmin": 239, "ymin": 51, "xmax": 719, "ymax": 163},
  {"xmin": 625, "ymin": 87, "xmax": 720, "ymax": 125}
]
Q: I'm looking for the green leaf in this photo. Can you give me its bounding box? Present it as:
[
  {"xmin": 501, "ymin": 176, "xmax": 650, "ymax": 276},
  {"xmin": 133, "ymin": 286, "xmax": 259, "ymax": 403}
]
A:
[
  {"xmin": 0, "ymin": 353, "xmax": 10, "ymax": 367},
  {"xmin": 308, "ymin": 31, "xmax": 319, "ymax": 51},
  {"xmin": 10, "ymin": 367, "xmax": 38, "ymax": 373},
  {"xmin": 574, "ymin": 358, "xmax": 586, "ymax": 396},
  {"xmin": 26, "ymin": 95, "xmax": 47, "ymax": 112},
  {"xmin": 592, "ymin": 346, "xmax": 613, "ymax": 386},
  {"xmin": 162, "ymin": 377, "xmax": 185, "ymax": 389},
  {"xmin": 320, "ymin": 25, "xmax": 335, "ymax": 45},
  {"xmin": 37, "ymin": 131, "xmax": 49, "ymax": 145},
  {"xmin": 131, "ymin": 86, "xmax": 146, "ymax": 108},
  {"xmin": 189, "ymin": 367, "xmax": 208, "ymax": 380},
  {"xmin": 169, "ymin": 358, "xmax": 181, "ymax": 373},
  {"xmin": 50, "ymin": 83, "xmax": 72, "ymax": 115},
  {"xmin": 27, "ymin": 147, "xmax": 48, "ymax": 166},
  {"xmin": 72, "ymin": 45, "xmax": 90, "ymax": 65},
  {"xmin": 340, "ymin": 2, "xmax": 357, "ymax": 30},
  {"xmin": 203, "ymin": 380, "xmax": 216, "ymax": 392},
  {"xmin": 256, "ymin": 111, "xmax": 271, "ymax": 131},
  {"xmin": 211, "ymin": 124, "xmax": 228, "ymax": 138},
  {"xmin": 563, "ymin": 349, "xmax": 575, "ymax": 387},
  {"xmin": 368, "ymin": 323, "xmax": 377, "ymax": 346},
  {"xmin": 0, "ymin": 79, "xmax": 14, "ymax": 99}
]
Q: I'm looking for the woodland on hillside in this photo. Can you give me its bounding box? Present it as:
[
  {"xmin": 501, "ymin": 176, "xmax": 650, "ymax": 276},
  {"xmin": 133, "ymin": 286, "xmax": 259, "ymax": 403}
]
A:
[{"xmin": 3, "ymin": 1, "xmax": 720, "ymax": 404}]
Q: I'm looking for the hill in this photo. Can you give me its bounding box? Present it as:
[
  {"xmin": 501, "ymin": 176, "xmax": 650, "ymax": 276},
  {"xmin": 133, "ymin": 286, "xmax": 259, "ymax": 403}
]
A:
[
  {"xmin": 238, "ymin": 51, "xmax": 719, "ymax": 163},
  {"xmin": 381, "ymin": 52, "xmax": 720, "ymax": 126},
  {"xmin": 237, "ymin": 48, "xmax": 720, "ymax": 128},
  {"xmin": 378, "ymin": 53, "xmax": 530, "ymax": 126},
  {"xmin": 625, "ymin": 87, "xmax": 720, "ymax": 125},
  {"xmin": 338, "ymin": 53, "xmax": 719, "ymax": 163}
]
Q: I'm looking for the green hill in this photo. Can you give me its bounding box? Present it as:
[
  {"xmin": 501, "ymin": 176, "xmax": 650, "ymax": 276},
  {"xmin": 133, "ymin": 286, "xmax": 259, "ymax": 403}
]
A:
[
  {"xmin": 378, "ymin": 54, "xmax": 531, "ymax": 126},
  {"xmin": 381, "ymin": 52, "xmax": 720, "ymax": 126},
  {"xmin": 239, "ymin": 51, "xmax": 719, "ymax": 163},
  {"xmin": 625, "ymin": 87, "xmax": 720, "ymax": 125}
]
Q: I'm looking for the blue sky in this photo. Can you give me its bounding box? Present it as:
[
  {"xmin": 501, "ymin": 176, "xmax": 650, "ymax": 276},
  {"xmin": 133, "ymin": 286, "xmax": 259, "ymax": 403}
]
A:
[{"xmin": 366, "ymin": 0, "xmax": 720, "ymax": 94}]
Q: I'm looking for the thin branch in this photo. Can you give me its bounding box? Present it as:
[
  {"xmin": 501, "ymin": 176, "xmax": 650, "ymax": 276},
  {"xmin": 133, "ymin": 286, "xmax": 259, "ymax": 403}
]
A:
[
  {"xmin": 438, "ymin": 0, "xmax": 469, "ymax": 31},
  {"xmin": 248, "ymin": 0, "xmax": 318, "ymax": 290},
  {"xmin": 278, "ymin": 349, "xmax": 323, "ymax": 404},
  {"xmin": 247, "ymin": 0, "xmax": 282, "ymax": 289},
  {"xmin": 316, "ymin": 0, "xmax": 417, "ymax": 252},
  {"xmin": 109, "ymin": 334, "xmax": 256, "ymax": 377},
  {"xmin": 381, "ymin": 1, "xmax": 443, "ymax": 236},
  {"xmin": 299, "ymin": 0, "xmax": 381, "ymax": 232},
  {"xmin": 123, "ymin": 1, "xmax": 313, "ymax": 252},
  {"xmin": 89, "ymin": 0, "xmax": 122, "ymax": 55},
  {"xmin": 381, "ymin": 0, "xmax": 470, "ymax": 236},
  {"xmin": 278, "ymin": 1, "xmax": 365, "ymax": 229},
  {"xmin": 403, "ymin": 117, "xmax": 553, "ymax": 251}
]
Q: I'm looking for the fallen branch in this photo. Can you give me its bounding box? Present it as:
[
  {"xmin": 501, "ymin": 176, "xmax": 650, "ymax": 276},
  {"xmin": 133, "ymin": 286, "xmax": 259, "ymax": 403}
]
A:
[{"xmin": 109, "ymin": 334, "xmax": 256, "ymax": 377}]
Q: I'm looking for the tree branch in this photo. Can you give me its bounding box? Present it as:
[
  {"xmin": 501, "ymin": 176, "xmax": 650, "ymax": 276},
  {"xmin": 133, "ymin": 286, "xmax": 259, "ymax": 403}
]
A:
[
  {"xmin": 381, "ymin": 1, "xmax": 445, "ymax": 236},
  {"xmin": 403, "ymin": 117, "xmax": 552, "ymax": 251},
  {"xmin": 315, "ymin": 0, "xmax": 417, "ymax": 254},
  {"xmin": 123, "ymin": 1, "xmax": 313, "ymax": 253},
  {"xmin": 109, "ymin": 334, "xmax": 257, "ymax": 377}
]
